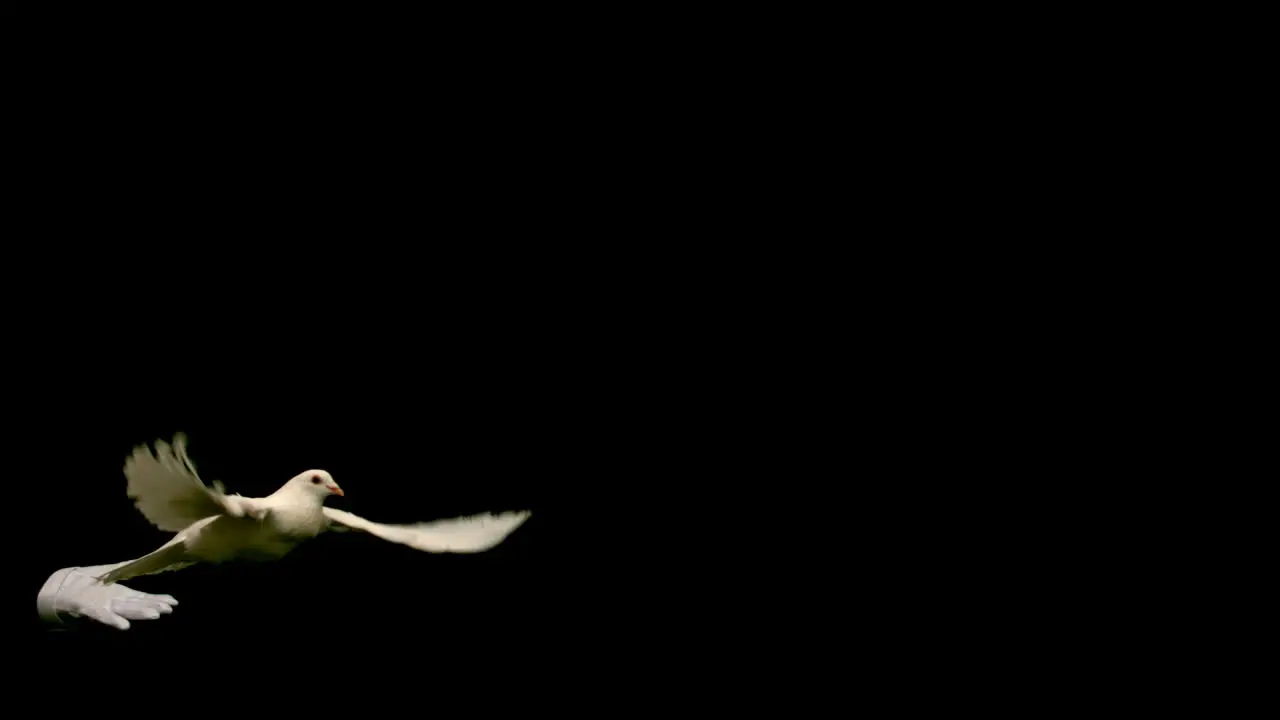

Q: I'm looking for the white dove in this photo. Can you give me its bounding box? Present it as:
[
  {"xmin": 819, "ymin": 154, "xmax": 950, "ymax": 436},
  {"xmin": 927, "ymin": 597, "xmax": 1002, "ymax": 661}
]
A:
[{"xmin": 97, "ymin": 434, "xmax": 531, "ymax": 585}]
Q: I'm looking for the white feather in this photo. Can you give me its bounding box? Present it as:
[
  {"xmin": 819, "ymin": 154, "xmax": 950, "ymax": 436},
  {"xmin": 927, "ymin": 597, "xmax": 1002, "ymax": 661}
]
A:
[
  {"xmin": 123, "ymin": 433, "xmax": 243, "ymax": 532},
  {"xmin": 322, "ymin": 507, "xmax": 531, "ymax": 552}
]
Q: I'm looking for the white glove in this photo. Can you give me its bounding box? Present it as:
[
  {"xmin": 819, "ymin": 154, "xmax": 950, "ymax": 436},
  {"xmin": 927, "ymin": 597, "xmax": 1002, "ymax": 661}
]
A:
[{"xmin": 37, "ymin": 563, "xmax": 178, "ymax": 630}]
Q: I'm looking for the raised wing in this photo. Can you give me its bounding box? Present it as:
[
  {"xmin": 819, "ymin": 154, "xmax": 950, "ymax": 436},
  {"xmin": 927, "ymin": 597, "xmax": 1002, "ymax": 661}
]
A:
[
  {"xmin": 125, "ymin": 434, "xmax": 238, "ymax": 532},
  {"xmin": 323, "ymin": 507, "xmax": 531, "ymax": 553}
]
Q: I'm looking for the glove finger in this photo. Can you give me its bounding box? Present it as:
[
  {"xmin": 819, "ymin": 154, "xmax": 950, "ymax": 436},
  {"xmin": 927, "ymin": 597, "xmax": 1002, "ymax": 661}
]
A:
[
  {"xmin": 112, "ymin": 598, "xmax": 164, "ymax": 619},
  {"xmin": 116, "ymin": 606, "xmax": 162, "ymax": 620},
  {"xmin": 134, "ymin": 595, "xmax": 176, "ymax": 612},
  {"xmin": 82, "ymin": 606, "xmax": 131, "ymax": 630},
  {"xmin": 118, "ymin": 589, "xmax": 178, "ymax": 609}
]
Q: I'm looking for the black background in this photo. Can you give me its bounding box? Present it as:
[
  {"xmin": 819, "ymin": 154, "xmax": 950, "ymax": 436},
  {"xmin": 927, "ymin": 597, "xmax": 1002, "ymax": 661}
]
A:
[
  {"xmin": 8, "ymin": 297, "xmax": 662, "ymax": 700},
  {"xmin": 3, "ymin": 37, "xmax": 708, "ymax": 695}
]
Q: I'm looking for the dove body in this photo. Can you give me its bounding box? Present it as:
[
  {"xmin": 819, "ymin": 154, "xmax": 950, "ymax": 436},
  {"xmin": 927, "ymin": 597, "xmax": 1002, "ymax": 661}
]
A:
[{"xmin": 181, "ymin": 473, "xmax": 335, "ymax": 562}]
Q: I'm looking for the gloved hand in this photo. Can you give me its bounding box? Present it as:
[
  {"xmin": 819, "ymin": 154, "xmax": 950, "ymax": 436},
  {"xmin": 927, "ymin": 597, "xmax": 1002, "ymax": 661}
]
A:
[{"xmin": 37, "ymin": 563, "xmax": 178, "ymax": 630}]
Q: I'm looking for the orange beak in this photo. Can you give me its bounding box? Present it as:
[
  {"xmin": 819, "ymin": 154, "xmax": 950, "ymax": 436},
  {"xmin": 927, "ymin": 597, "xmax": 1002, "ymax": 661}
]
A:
[{"xmin": 328, "ymin": 485, "xmax": 344, "ymax": 496}]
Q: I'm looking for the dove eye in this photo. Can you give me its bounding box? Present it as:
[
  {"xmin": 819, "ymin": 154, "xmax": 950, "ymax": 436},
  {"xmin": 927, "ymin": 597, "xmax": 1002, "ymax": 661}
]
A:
[{"xmin": 311, "ymin": 476, "xmax": 322, "ymax": 485}]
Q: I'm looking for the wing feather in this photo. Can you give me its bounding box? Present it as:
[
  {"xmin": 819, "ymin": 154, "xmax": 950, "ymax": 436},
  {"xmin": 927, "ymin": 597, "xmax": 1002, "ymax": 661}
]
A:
[
  {"xmin": 97, "ymin": 538, "xmax": 196, "ymax": 585},
  {"xmin": 125, "ymin": 434, "xmax": 235, "ymax": 532},
  {"xmin": 322, "ymin": 507, "xmax": 531, "ymax": 553}
]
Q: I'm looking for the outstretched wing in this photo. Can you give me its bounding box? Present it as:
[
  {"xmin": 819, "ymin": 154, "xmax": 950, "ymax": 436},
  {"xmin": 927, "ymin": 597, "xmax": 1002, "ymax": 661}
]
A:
[
  {"xmin": 323, "ymin": 507, "xmax": 531, "ymax": 553},
  {"xmin": 96, "ymin": 516, "xmax": 216, "ymax": 584},
  {"xmin": 97, "ymin": 536, "xmax": 198, "ymax": 585},
  {"xmin": 125, "ymin": 434, "xmax": 239, "ymax": 532}
]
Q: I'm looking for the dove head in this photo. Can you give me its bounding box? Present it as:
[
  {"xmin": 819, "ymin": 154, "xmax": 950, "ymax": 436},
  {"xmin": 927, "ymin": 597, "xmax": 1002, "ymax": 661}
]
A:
[{"xmin": 284, "ymin": 470, "xmax": 344, "ymax": 502}]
